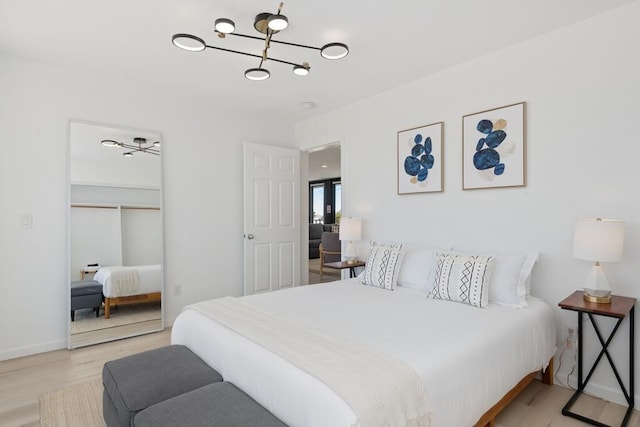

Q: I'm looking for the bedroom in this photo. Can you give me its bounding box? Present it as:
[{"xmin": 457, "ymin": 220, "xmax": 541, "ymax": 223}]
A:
[{"xmin": 1, "ymin": 0, "xmax": 640, "ymax": 425}]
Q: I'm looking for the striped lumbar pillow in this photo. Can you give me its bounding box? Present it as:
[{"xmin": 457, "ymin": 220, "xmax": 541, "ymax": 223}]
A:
[
  {"xmin": 429, "ymin": 252, "xmax": 494, "ymax": 308},
  {"xmin": 362, "ymin": 242, "xmax": 404, "ymax": 291}
]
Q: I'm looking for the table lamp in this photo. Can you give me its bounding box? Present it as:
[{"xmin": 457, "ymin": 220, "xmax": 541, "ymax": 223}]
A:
[
  {"xmin": 339, "ymin": 217, "xmax": 362, "ymax": 265},
  {"xmin": 572, "ymin": 217, "xmax": 624, "ymax": 303}
]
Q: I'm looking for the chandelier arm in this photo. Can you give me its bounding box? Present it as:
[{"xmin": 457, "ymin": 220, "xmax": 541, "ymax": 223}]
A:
[
  {"xmin": 119, "ymin": 143, "xmax": 158, "ymax": 152},
  {"xmin": 218, "ymin": 31, "xmax": 321, "ymax": 51},
  {"xmin": 119, "ymin": 143, "xmax": 143, "ymax": 151},
  {"xmin": 262, "ymin": 29, "xmax": 273, "ymax": 62},
  {"xmin": 205, "ymin": 44, "xmax": 264, "ymax": 60},
  {"xmin": 139, "ymin": 147, "xmax": 160, "ymax": 153},
  {"xmin": 261, "ymin": 56, "xmax": 303, "ymax": 67},
  {"xmin": 269, "ymin": 38, "xmax": 321, "ymax": 51},
  {"xmin": 205, "ymin": 44, "xmax": 306, "ymax": 68}
]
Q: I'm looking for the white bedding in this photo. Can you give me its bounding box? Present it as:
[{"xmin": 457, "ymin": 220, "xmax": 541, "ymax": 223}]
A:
[
  {"xmin": 94, "ymin": 264, "xmax": 162, "ymax": 298},
  {"xmin": 189, "ymin": 297, "xmax": 431, "ymax": 426},
  {"xmin": 172, "ymin": 278, "xmax": 556, "ymax": 426}
]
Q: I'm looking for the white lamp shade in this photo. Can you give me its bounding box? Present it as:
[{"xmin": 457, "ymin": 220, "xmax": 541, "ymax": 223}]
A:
[
  {"xmin": 339, "ymin": 217, "xmax": 361, "ymax": 241},
  {"xmin": 573, "ymin": 218, "xmax": 624, "ymax": 262}
]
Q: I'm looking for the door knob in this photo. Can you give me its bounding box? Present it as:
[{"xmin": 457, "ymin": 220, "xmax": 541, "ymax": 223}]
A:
[{"xmin": 247, "ymin": 234, "xmax": 254, "ymax": 240}]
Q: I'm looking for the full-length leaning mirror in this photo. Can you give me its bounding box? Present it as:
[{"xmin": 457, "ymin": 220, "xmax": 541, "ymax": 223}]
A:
[{"xmin": 68, "ymin": 120, "xmax": 163, "ymax": 348}]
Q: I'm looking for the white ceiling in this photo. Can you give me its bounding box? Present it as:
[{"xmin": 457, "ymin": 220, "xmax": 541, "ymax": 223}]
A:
[
  {"xmin": 0, "ymin": 0, "xmax": 634, "ymax": 122},
  {"xmin": 308, "ymin": 145, "xmax": 341, "ymax": 181},
  {"xmin": 70, "ymin": 121, "xmax": 161, "ymax": 188}
]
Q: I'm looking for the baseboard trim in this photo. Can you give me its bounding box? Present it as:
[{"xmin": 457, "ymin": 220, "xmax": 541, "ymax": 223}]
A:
[
  {"xmin": 0, "ymin": 338, "xmax": 67, "ymax": 362},
  {"xmin": 556, "ymin": 375, "xmax": 638, "ymax": 410}
]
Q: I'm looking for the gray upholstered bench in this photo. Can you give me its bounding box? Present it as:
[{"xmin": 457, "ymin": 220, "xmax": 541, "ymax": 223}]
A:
[
  {"xmin": 70, "ymin": 280, "xmax": 103, "ymax": 321},
  {"xmin": 102, "ymin": 345, "xmax": 223, "ymax": 427},
  {"xmin": 133, "ymin": 381, "xmax": 287, "ymax": 427}
]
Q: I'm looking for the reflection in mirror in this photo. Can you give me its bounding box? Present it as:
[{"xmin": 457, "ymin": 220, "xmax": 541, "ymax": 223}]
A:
[{"xmin": 69, "ymin": 120, "xmax": 163, "ymax": 348}]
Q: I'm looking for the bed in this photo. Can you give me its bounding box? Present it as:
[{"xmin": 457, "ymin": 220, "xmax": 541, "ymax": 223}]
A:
[
  {"xmin": 172, "ymin": 247, "xmax": 557, "ymax": 426},
  {"xmin": 93, "ymin": 264, "xmax": 162, "ymax": 319}
]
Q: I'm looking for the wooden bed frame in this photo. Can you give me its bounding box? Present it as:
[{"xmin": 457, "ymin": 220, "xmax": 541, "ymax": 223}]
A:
[
  {"xmin": 474, "ymin": 357, "xmax": 553, "ymax": 427},
  {"xmin": 104, "ymin": 292, "xmax": 161, "ymax": 319}
]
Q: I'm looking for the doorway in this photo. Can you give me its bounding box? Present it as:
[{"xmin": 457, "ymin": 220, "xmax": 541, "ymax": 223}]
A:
[{"xmin": 304, "ymin": 144, "xmax": 342, "ymax": 285}]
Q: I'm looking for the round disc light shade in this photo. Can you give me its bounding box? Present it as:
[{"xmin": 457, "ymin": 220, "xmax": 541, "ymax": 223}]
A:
[
  {"xmin": 172, "ymin": 34, "xmax": 206, "ymax": 52},
  {"xmin": 245, "ymin": 68, "xmax": 270, "ymax": 81},
  {"xmin": 253, "ymin": 13, "xmax": 272, "ymax": 34},
  {"xmin": 267, "ymin": 14, "xmax": 288, "ymax": 31},
  {"xmin": 214, "ymin": 18, "xmax": 235, "ymax": 34},
  {"xmin": 320, "ymin": 42, "xmax": 349, "ymax": 60},
  {"xmin": 293, "ymin": 65, "xmax": 309, "ymax": 76},
  {"xmin": 101, "ymin": 139, "xmax": 119, "ymax": 147}
]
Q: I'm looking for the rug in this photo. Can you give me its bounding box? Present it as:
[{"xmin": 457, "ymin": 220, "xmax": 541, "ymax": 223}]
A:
[{"xmin": 39, "ymin": 379, "xmax": 103, "ymax": 427}]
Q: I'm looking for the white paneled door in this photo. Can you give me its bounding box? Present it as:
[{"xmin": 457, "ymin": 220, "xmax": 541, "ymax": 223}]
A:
[{"xmin": 243, "ymin": 143, "xmax": 300, "ymax": 295}]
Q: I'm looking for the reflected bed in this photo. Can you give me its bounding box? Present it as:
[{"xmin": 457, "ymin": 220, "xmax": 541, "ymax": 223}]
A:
[{"xmin": 94, "ymin": 264, "xmax": 162, "ymax": 319}]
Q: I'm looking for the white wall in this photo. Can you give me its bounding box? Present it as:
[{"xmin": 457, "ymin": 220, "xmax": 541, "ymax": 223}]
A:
[
  {"xmin": 0, "ymin": 53, "xmax": 293, "ymax": 360},
  {"xmin": 295, "ymin": 2, "xmax": 640, "ymax": 405},
  {"xmin": 2, "ymin": 0, "xmax": 639, "ymax": 409},
  {"xmin": 121, "ymin": 208, "xmax": 162, "ymax": 266},
  {"xmin": 70, "ymin": 206, "xmax": 122, "ymax": 281}
]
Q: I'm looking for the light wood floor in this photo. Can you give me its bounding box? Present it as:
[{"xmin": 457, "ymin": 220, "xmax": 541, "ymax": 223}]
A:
[
  {"xmin": 0, "ymin": 329, "xmax": 171, "ymax": 427},
  {"xmin": 308, "ymin": 258, "xmax": 343, "ymax": 285},
  {"xmin": 1, "ymin": 328, "xmax": 639, "ymax": 427}
]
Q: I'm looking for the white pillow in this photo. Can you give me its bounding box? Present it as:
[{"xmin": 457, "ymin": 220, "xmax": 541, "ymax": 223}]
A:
[
  {"xmin": 429, "ymin": 252, "xmax": 494, "ymax": 308},
  {"xmin": 489, "ymin": 252, "xmax": 539, "ymax": 308},
  {"xmin": 450, "ymin": 249, "xmax": 539, "ymax": 308},
  {"xmin": 396, "ymin": 248, "xmax": 438, "ymax": 291},
  {"xmin": 361, "ymin": 242, "xmax": 404, "ymax": 291}
]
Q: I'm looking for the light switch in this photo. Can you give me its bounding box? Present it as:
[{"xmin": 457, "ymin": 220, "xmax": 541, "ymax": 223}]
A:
[{"xmin": 20, "ymin": 213, "xmax": 33, "ymax": 229}]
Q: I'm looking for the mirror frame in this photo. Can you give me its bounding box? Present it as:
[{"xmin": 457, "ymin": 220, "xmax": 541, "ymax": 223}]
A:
[{"xmin": 67, "ymin": 119, "xmax": 165, "ymax": 348}]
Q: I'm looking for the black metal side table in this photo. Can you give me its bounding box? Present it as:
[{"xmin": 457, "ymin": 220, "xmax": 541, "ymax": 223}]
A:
[{"xmin": 558, "ymin": 291, "xmax": 636, "ymax": 426}]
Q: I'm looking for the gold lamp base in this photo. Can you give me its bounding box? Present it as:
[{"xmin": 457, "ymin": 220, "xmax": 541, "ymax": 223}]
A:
[
  {"xmin": 583, "ymin": 293, "xmax": 612, "ymax": 304},
  {"xmin": 345, "ymin": 259, "xmax": 358, "ymax": 266}
]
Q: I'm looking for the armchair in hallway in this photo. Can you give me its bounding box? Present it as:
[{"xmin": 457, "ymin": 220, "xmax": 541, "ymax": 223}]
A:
[{"xmin": 319, "ymin": 231, "xmax": 341, "ymax": 276}]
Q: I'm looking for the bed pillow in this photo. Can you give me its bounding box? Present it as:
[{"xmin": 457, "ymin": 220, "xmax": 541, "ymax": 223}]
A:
[
  {"xmin": 429, "ymin": 252, "xmax": 494, "ymax": 308},
  {"xmin": 361, "ymin": 242, "xmax": 404, "ymax": 291},
  {"xmin": 489, "ymin": 252, "xmax": 539, "ymax": 308},
  {"xmin": 450, "ymin": 249, "xmax": 539, "ymax": 308},
  {"xmin": 396, "ymin": 248, "xmax": 438, "ymax": 292}
]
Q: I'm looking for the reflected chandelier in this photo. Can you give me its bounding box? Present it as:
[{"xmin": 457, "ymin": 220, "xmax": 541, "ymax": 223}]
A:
[
  {"xmin": 171, "ymin": 2, "xmax": 349, "ymax": 81},
  {"xmin": 101, "ymin": 137, "xmax": 160, "ymax": 157}
]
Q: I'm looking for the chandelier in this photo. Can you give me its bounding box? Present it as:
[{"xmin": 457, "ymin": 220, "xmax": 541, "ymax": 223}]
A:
[
  {"xmin": 101, "ymin": 137, "xmax": 160, "ymax": 157},
  {"xmin": 171, "ymin": 2, "xmax": 349, "ymax": 81}
]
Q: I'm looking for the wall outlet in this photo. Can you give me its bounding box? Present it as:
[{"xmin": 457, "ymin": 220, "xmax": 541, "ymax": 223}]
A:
[
  {"xmin": 20, "ymin": 213, "xmax": 33, "ymax": 229},
  {"xmin": 564, "ymin": 324, "xmax": 577, "ymax": 350},
  {"xmin": 174, "ymin": 284, "xmax": 183, "ymax": 296}
]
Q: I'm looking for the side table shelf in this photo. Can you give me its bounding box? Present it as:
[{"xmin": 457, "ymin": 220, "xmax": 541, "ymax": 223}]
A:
[
  {"xmin": 558, "ymin": 291, "xmax": 636, "ymax": 427},
  {"xmin": 322, "ymin": 261, "xmax": 365, "ymax": 278}
]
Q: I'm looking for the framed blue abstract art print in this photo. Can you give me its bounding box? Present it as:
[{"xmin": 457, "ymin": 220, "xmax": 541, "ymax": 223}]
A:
[
  {"xmin": 462, "ymin": 102, "xmax": 525, "ymax": 190},
  {"xmin": 397, "ymin": 121, "xmax": 444, "ymax": 194}
]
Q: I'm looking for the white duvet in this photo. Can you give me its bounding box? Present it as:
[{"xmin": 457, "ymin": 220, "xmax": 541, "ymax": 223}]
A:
[
  {"xmin": 94, "ymin": 264, "xmax": 162, "ymax": 298},
  {"xmin": 172, "ymin": 278, "xmax": 556, "ymax": 426}
]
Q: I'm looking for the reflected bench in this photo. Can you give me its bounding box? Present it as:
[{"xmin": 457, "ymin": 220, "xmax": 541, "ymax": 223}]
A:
[{"xmin": 70, "ymin": 280, "xmax": 103, "ymax": 321}]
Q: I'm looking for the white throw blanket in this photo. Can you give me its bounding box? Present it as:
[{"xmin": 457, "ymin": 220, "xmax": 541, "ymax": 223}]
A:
[
  {"xmin": 108, "ymin": 267, "xmax": 140, "ymax": 296},
  {"xmin": 188, "ymin": 297, "xmax": 432, "ymax": 427}
]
